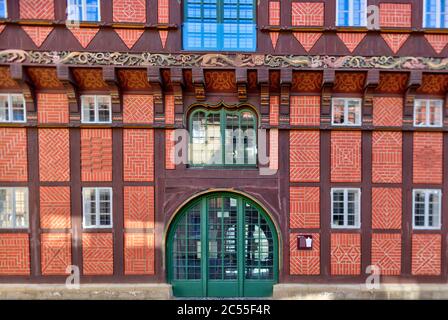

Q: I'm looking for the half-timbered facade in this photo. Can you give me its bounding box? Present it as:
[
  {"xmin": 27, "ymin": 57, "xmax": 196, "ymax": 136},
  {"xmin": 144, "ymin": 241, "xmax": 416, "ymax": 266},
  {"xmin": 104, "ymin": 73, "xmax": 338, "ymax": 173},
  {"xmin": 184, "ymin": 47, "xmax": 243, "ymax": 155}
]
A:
[{"xmin": 1, "ymin": 0, "xmax": 448, "ymax": 298}]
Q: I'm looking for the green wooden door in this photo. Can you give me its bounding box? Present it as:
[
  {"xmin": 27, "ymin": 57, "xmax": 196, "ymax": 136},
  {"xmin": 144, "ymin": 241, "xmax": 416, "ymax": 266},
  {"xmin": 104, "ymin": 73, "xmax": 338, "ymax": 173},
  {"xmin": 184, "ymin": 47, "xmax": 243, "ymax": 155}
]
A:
[{"xmin": 167, "ymin": 193, "xmax": 278, "ymax": 297}]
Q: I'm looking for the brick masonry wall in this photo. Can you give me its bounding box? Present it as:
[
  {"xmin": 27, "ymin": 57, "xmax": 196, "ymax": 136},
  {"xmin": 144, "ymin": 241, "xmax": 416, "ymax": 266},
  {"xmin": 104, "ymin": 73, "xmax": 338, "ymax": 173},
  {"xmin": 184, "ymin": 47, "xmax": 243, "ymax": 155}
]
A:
[
  {"xmin": 82, "ymin": 233, "xmax": 114, "ymax": 275},
  {"xmin": 81, "ymin": 129, "xmax": 113, "ymax": 182},
  {"xmin": 331, "ymin": 131, "xmax": 361, "ymax": 182},
  {"xmin": 40, "ymin": 186, "xmax": 71, "ymax": 229},
  {"xmin": 123, "ymin": 95, "xmax": 154, "ymax": 124},
  {"xmin": 372, "ymin": 131, "xmax": 402, "ymax": 183},
  {"xmin": 412, "ymin": 234, "xmax": 441, "ymax": 276},
  {"xmin": 371, "ymin": 233, "xmax": 401, "ymax": 275},
  {"xmin": 124, "ymin": 233, "xmax": 155, "ymax": 275},
  {"xmin": 20, "ymin": 0, "xmax": 54, "ymax": 20},
  {"xmin": 39, "ymin": 129, "xmax": 70, "ymax": 182},
  {"xmin": 290, "ymin": 96, "xmax": 320, "ymax": 126},
  {"xmin": 124, "ymin": 186, "xmax": 154, "ymax": 229},
  {"xmin": 290, "ymin": 233, "xmax": 320, "ymax": 275},
  {"xmin": 372, "ymin": 97, "xmax": 403, "ymax": 127},
  {"xmin": 123, "ymin": 129, "xmax": 154, "ymax": 182},
  {"xmin": 371, "ymin": 187, "xmax": 402, "ymax": 230},
  {"xmin": 290, "ymin": 187, "xmax": 320, "ymax": 229},
  {"xmin": 291, "ymin": 2, "xmax": 324, "ymax": 26},
  {"xmin": 0, "ymin": 234, "xmax": 30, "ymax": 275},
  {"xmin": 379, "ymin": 3, "xmax": 412, "ymax": 28},
  {"xmin": 331, "ymin": 233, "xmax": 361, "ymax": 275},
  {"xmin": 113, "ymin": 0, "xmax": 146, "ymax": 23},
  {"xmin": 37, "ymin": 93, "xmax": 69, "ymax": 124},
  {"xmin": 0, "ymin": 128, "xmax": 28, "ymax": 182},
  {"xmin": 413, "ymin": 132, "xmax": 443, "ymax": 184},
  {"xmin": 41, "ymin": 233, "xmax": 72, "ymax": 275},
  {"xmin": 290, "ymin": 130, "xmax": 320, "ymax": 182}
]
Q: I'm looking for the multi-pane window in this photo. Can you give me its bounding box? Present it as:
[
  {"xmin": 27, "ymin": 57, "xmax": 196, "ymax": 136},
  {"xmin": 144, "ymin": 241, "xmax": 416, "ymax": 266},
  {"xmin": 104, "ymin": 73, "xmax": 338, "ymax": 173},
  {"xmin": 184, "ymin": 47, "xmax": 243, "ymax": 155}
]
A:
[
  {"xmin": 67, "ymin": 0, "xmax": 101, "ymax": 22},
  {"xmin": 332, "ymin": 98, "xmax": 362, "ymax": 126},
  {"xmin": 81, "ymin": 95, "xmax": 112, "ymax": 123},
  {"xmin": 331, "ymin": 188, "xmax": 361, "ymax": 228},
  {"xmin": 0, "ymin": 188, "xmax": 29, "ymax": 229},
  {"xmin": 424, "ymin": 0, "xmax": 448, "ymax": 28},
  {"xmin": 0, "ymin": 0, "xmax": 7, "ymax": 19},
  {"xmin": 414, "ymin": 99, "xmax": 443, "ymax": 127},
  {"xmin": 0, "ymin": 94, "xmax": 26, "ymax": 123},
  {"xmin": 413, "ymin": 189, "xmax": 441, "ymax": 229},
  {"xmin": 183, "ymin": 0, "xmax": 256, "ymax": 51},
  {"xmin": 336, "ymin": 0, "xmax": 367, "ymax": 26},
  {"xmin": 189, "ymin": 108, "xmax": 257, "ymax": 166},
  {"xmin": 82, "ymin": 188, "xmax": 113, "ymax": 228}
]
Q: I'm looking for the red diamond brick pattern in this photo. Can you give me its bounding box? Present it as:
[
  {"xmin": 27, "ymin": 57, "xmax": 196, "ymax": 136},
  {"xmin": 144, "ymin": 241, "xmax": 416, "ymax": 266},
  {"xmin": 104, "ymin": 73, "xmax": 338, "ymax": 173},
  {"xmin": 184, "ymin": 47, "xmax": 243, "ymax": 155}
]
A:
[
  {"xmin": 81, "ymin": 129, "xmax": 113, "ymax": 182},
  {"xmin": 38, "ymin": 93, "xmax": 69, "ymax": 124},
  {"xmin": 115, "ymin": 29, "xmax": 144, "ymax": 49},
  {"xmin": 424, "ymin": 34, "xmax": 448, "ymax": 54},
  {"xmin": 372, "ymin": 131, "xmax": 402, "ymax": 184},
  {"xmin": 291, "ymin": 2, "xmax": 324, "ymax": 26},
  {"xmin": 372, "ymin": 187, "xmax": 402, "ymax": 230},
  {"xmin": 331, "ymin": 131, "xmax": 361, "ymax": 183},
  {"xmin": 269, "ymin": 1, "xmax": 280, "ymax": 25},
  {"xmin": 290, "ymin": 130, "xmax": 320, "ymax": 182},
  {"xmin": 413, "ymin": 132, "xmax": 443, "ymax": 184},
  {"xmin": 113, "ymin": 0, "xmax": 146, "ymax": 23},
  {"xmin": 270, "ymin": 96, "xmax": 279, "ymax": 126},
  {"xmin": 20, "ymin": 0, "xmax": 55, "ymax": 20},
  {"xmin": 123, "ymin": 129, "xmax": 154, "ymax": 182},
  {"xmin": 22, "ymin": 26, "xmax": 53, "ymax": 47},
  {"xmin": 124, "ymin": 186, "xmax": 155, "ymax": 229},
  {"xmin": 290, "ymin": 96, "xmax": 320, "ymax": 125},
  {"xmin": 41, "ymin": 233, "xmax": 72, "ymax": 275},
  {"xmin": 290, "ymin": 187, "xmax": 320, "ymax": 229},
  {"xmin": 0, "ymin": 234, "xmax": 30, "ymax": 275},
  {"xmin": 270, "ymin": 32, "xmax": 280, "ymax": 50},
  {"xmin": 39, "ymin": 129, "xmax": 70, "ymax": 182},
  {"xmin": 0, "ymin": 128, "xmax": 28, "ymax": 182},
  {"xmin": 337, "ymin": 33, "xmax": 366, "ymax": 52},
  {"xmin": 379, "ymin": 3, "xmax": 411, "ymax": 28},
  {"xmin": 331, "ymin": 233, "xmax": 361, "ymax": 275},
  {"xmin": 290, "ymin": 233, "xmax": 320, "ymax": 275},
  {"xmin": 158, "ymin": 0, "xmax": 169, "ymax": 24},
  {"xmin": 293, "ymin": 32, "xmax": 322, "ymax": 52},
  {"xmin": 165, "ymin": 94, "xmax": 175, "ymax": 125},
  {"xmin": 165, "ymin": 129, "xmax": 175, "ymax": 170},
  {"xmin": 124, "ymin": 233, "xmax": 155, "ymax": 275},
  {"xmin": 123, "ymin": 95, "xmax": 154, "ymax": 124},
  {"xmin": 412, "ymin": 234, "xmax": 441, "ymax": 276},
  {"xmin": 372, "ymin": 97, "xmax": 403, "ymax": 127},
  {"xmin": 371, "ymin": 233, "xmax": 401, "ymax": 275},
  {"xmin": 69, "ymin": 28, "xmax": 99, "ymax": 48},
  {"xmin": 40, "ymin": 186, "xmax": 71, "ymax": 229},
  {"xmin": 159, "ymin": 30, "xmax": 169, "ymax": 48},
  {"xmin": 82, "ymin": 233, "xmax": 114, "ymax": 275}
]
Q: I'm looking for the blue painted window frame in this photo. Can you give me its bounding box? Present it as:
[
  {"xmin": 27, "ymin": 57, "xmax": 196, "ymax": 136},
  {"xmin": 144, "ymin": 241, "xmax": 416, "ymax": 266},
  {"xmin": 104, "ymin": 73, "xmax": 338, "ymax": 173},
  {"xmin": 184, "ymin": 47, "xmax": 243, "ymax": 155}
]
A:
[
  {"xmin": 183, "ymin": 0, "xmax": 257, "ymax": 52},
  {"xmin": 67, "ymin": 0, "xmax": 101, "ymax": 22},
  {"xmin": 336, "ymin": 0, "xmax": 367, "ymax": 27},
  {"xmin": 424, "ymin": 0, "xmax": 448, "ymax": 28},
  {"xmin": 0, "ymin": 0, "xmax": 6, "ymax": 19}
]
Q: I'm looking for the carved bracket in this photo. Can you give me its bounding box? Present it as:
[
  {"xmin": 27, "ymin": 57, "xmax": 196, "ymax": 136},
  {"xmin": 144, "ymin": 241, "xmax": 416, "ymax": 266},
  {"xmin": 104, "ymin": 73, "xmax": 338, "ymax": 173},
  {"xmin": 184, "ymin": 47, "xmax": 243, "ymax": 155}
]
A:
[
  {"xmin": 148, "ymin": 67, "xmax": 164, "ymax": 120},
  {"xmin": 170, "ymin": 68, "xmax": 184, "ymax": 127},
  {"xmin": 258, "ymin": 68, "xmax": 270, "ymax": 127},
  {"xmin": 321, "ymin": 69, "xmax": 335, "ymax": 125},
  {"xmin": 404, "ymin": 70, "xmax": 422, "ymax": 127},
  {"xmin": 57, "ymin": 65, "xmax": 79, "ymax": 114},
  {"xmin": 363, "ymin": 69, "xmax": 380, "ymax": 125},
  {"xmin": 192, "ymin": 68, "xmax": 205, "ymax": 101},
  {"xmin": 236, "ymin": 68, "xmax": 247, "ymax": 101},
  {"xmin": 103, "ymin": 66, "xmax": 121, "ymax": 114},
  {"xmin": 10, "ymin": 64, "xmax": 36, "ymax": 113}
]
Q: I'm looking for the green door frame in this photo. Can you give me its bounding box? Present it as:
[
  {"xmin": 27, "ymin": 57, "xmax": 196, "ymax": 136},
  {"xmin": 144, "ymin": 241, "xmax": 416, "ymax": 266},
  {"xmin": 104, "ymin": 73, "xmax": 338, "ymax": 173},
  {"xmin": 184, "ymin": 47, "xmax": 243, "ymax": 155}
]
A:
[{"xmin": 166, "ymin": 192, "xmax": 279, "ymax": 297}]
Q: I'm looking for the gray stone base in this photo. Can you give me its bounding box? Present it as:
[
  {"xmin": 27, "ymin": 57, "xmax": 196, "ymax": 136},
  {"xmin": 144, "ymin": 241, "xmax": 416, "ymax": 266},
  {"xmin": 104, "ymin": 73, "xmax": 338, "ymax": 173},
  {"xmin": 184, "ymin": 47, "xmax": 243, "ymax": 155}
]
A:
[
  {"xmin": 273, "ymin": 284, "xmax": 448, "ymax": 300},
  {"xmin": 0, "ymin": 284, "xmax": 172, "ymax": 300}
]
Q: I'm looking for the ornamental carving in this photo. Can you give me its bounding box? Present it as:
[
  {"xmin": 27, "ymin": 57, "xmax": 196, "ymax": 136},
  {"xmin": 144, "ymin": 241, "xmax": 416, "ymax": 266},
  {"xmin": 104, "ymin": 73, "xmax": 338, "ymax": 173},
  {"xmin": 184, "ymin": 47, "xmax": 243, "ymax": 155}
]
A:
[
  {"xmin": 117, "ymin": 69, "xmax": 151, "ymax": 91},
  {"xmin": 333, "ymin": 72, "xmax": 366, "ymax": 93},
  {"xmin": 247, "ymin": 70, "xmax": 258, "ymax": 91},
  {"xmin": 291, "ymin": 71, "xmax": 322, "ymax": 93},
  {"xmin": 2, "ymin": 50, "xmax": 448, "ymax": 71},
  {"xmin": 204, "ymin": 70, "xmax": 236, "ymax": 92},
  {"xmin": 72, "ymin": 68, "xmax": 108, "ymax": 90},
  {"xmin": 376, "ymin": 72, "xmax": 409, "ymax": 94},
  {"xmin": 417, "ymin": 74, "xmax": 448, "ymax": 95},
  {"xmin": 269, "ymin": 70, "xmax": 281, "ymax": 92},
  {"xmin": 0, "ymin": 66, "xmax": 20, "ymax": 89},
  {"xmin": 27, "ymin": 67, "xmax": 64, "ymax": 90}
]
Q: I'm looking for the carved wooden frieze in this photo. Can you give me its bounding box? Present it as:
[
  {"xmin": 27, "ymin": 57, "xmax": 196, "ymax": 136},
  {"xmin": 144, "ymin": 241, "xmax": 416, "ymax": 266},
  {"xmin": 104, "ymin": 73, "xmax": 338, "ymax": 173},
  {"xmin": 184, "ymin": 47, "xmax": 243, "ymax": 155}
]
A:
[{"xmin": 2, "ymin": 50, "xmax": 448, "ymax": 70}]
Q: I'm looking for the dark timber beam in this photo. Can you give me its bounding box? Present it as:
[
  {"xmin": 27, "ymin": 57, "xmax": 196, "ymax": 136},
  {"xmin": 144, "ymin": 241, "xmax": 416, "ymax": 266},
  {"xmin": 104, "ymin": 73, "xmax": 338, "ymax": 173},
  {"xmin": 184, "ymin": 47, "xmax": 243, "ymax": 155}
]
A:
[
  {"xmin": 148, "ymin": 67, "xmax": 164, "ymax": 120},
  {"xmin": 170, "ymin": 67, "xmax": 184, "ymax": 127},
  {"xmin": 363, "ymin": 70, "xmax": 380, "ymax": 127},
  {"xmin": 57, "ymin": 65, "xmax": 79, "ymax": 114},
  {"xmin": 280, "ymin": 69, "xmax": 292, "ymax": 126},
  {"xmin": 258, "ymin": 68, "xmax": 269, "ymax": 127},
  {"xmin": 404, "ymin": 70, "xmax": 422, "ymax": 129},
  {"xmin": 103, "ymin": 66, "xmax": 121, "ymax": 114},
  {"xmin": 192, "ymin": 67, "xmax": 205, "ymax": 101},
  {"xmin": 236, "ymin": 68, "xmax": 247, "ymax": 102},
  {"xmin": 10, "ymin": 64, "xmax": 36, "ymax": 113},
  {"xmin": 321, "ymin": 69, "xmax": 335, "ymax": 127}
]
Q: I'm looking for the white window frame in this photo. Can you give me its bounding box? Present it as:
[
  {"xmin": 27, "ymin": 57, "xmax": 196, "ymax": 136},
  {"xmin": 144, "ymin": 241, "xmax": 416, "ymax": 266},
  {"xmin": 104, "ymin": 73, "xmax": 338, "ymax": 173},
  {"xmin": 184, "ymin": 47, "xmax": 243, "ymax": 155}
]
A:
[
  {"xmin": 336, "ymin": 0, "xmax": 367, "ymax": 27},
  {"xmin": 0, "ymin": 94, "xmax": 26, "ymax": 123},
  {"xmin": 67, "ymin": 0, "xmax": 101, "ymax": 22},
  {"xmin": 423, "ymin": 0, "xmax": 448, "ymax": 28},
  {"xmin": 413, "ymin": 99, "xmax": 443, "ymax": 128},
  {"xmin": 331, "ymin": 97, "xmax": 362, "ymax": 126},
  {"xmin": 331, "ymin": 188, "xmax": 361, "ymax": 229},
  {"xmin": 412, "ymin": 189, "xmax": 442, "ymax": 230},
  {"xmin": 81, "ymin": 95, "xmax": 112, "ymax": 124},
  {"xmin": 0, "ymin": 187, "xmax": 29, "ymax": 229},
  {"xmin": 82, "ymin": 187, "xmax": 113, "ymax": 229},
  {"xmin": 0, "ymin": 0, "xmax": 7, "ymax": 19}
]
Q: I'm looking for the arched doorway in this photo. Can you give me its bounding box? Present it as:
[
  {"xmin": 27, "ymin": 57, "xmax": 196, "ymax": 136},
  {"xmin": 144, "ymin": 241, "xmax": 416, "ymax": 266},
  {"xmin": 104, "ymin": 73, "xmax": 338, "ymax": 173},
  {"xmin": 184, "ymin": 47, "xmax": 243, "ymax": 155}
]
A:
[{"xmin": 166, "ymin": 192, "xmax": 279, "ymax": 297}]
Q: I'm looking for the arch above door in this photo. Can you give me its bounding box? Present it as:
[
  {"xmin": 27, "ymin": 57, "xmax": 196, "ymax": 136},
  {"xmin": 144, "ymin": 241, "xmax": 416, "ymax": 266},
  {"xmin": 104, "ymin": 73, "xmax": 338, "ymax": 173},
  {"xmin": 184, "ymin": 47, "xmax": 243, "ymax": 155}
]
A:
[{"xmin": 166, "ymin": 191, "xmax": 279, "ymax": 297}]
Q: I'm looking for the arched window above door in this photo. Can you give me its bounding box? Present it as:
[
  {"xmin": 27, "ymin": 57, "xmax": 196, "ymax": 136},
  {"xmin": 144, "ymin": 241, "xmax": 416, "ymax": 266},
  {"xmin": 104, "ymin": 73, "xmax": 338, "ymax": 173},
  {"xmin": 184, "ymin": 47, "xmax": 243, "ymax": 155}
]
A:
[{"xmin": 189, "ymin": 107, "xmax": 257, "ymax": 167}]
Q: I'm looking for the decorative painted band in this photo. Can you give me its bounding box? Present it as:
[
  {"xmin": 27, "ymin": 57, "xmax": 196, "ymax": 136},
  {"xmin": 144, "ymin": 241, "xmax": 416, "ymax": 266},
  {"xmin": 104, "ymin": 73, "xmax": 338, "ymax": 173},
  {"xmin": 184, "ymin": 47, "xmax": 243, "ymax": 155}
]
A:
[{"xmin": 1, "ymin": 50, "xmax": 448, "ymax": 70}]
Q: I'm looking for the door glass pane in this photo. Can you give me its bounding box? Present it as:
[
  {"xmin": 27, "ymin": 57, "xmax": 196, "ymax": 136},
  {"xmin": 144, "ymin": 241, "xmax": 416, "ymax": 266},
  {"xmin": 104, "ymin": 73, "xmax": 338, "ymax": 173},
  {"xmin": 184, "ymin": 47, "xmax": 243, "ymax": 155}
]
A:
[
  {"xmin": 244, "ymin": 202, "xmax": 274, "ymax": 280},
  {"xmin": 173, "ymin": 204, "xmax": 201, "ymax": 280},
  {"xmin": 208, "ymin": 196, "xmax": 238, "ymax": 280}
]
